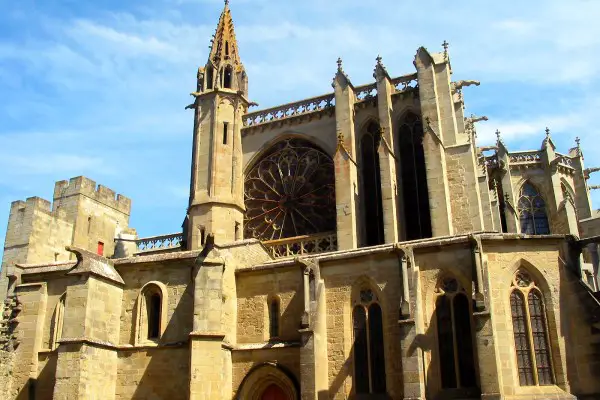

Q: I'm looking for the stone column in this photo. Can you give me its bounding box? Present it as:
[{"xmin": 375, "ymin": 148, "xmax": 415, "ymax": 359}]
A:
[
  {"xmin": 189, "ymin": 251, "xmax": 230, "ymax": 400},
  {"xmin": 414, "ymin": 48, "xmax": 453, "ymax": 237},
  {"xmin": 496, "ymin": 140, "xmax": 519, "ymax": 233},
  {"xmin": 53, "ymin": 247, "xmax": 124, "ymax": 400},
  {"xmin": 333, "ymin": 60, "xmax": 360, "ymax": 250},
  {"xmin": 398, "ymin": 250, "xmax": 426, "ymax": 400},
  {"xmin": 570, "ymin": 144, "xmax": 593, "ymax": 221},
  {"xmin": 374, "ymin": 59, "xmax": 399, "ymax": 244}
]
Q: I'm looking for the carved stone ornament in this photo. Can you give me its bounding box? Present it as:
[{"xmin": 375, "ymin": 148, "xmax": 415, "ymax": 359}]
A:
[
  {"xmin": 514, "ymin": 269, "xmax": 533, "ymax": 287},
  {"xmin": 440, "ymin": 277, "xmax": 458, "ymax": 293},
  {"xmin": 360, "ymin": 289, "xmax": 375, "ymax": 304}
]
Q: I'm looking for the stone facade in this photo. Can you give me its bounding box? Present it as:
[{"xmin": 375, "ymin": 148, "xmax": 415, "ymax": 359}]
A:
[{"xmin": 2, "ymin": 2, "xmax": 600, "ymax": 400}]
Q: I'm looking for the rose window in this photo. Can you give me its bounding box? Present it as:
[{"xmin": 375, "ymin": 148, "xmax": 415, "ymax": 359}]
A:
[{"xmin": 244, "ymin": 138, "xmax": 336, "ymax": 240}]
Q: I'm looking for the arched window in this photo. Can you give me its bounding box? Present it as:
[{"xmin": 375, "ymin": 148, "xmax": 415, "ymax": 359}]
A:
[
  {"xmin": 206, "ymin": 66, "xmax": 214, "ymax": 90},
  {"xmin": 435, "ymin": 277, "xmax": 476, "ymax": 389},
  {"xmin": 510, "ymin": 269, "xmax": 554, "ymax": 386},
  {"xmin": 352, "ymin": 287, "xmax": 386, "ymax": 395},
  {"xmin": 136, "ymin": 282, "xmax": 167, "ymax": 343},
  {"xmin": 225, "ymin": 41, "xmax": 230, "ymax": 57},
  {"xmin": 360, "ymin": 121, "xmax": 385, "ymax": 246},
  {"xmin": 49, "ymin": 293, "xmax": 66, "ymax": 349},
  {"xmin": 269, "ymin": 297, "xmax": 280, "ymax": 340},
  {"xmin": 244, "ymin": 138, "xmax": 336, "ymax": 241},
  {"xmin": 517, "ymin": 182, "xmax": 549, "ymax": 235},
  {"xmin": 397, "ymin": 112, "xmax": 432, "ymax": 240},
  {"xmin": 223, "ymin": 65, "xmax": 233, "ymax": 89}
]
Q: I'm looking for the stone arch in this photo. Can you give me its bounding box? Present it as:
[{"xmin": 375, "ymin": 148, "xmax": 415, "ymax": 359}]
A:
[
  {"xmin": 236, "ymin": 362, "xmax": 300, "ymax": 400},
  {"xmin": 134, "ymin": 281, "xmax": 168, "ymax": 344},
  {"xmin": 244, "ymin": 136, "xmax": 336, "ymax": 241},
  {"xmin": 515, "ymin": 180, "xmax": 550, "ymax": 235},
  {"xmin": 244, "ymin": 133, "xmax": 334, "ymax": 174}
]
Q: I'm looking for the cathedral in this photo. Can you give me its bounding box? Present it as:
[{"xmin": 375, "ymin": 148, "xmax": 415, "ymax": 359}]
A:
[{"xmin": 2, "ymin": 2, "xmax": 600, "ymax": 399}]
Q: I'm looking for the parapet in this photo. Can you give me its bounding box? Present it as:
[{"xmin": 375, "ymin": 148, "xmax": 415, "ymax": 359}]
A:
[
  {"xmin": 9, "ymin": 197, "xmax": 53, "ymax": 216},
  {"xmin": 53, "ymin": 176, "xmax": 131, "ymax": 215}
]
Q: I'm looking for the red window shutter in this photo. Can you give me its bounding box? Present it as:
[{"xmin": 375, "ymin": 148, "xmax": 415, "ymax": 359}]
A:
[{"xmin": 97, "ymin": 242, "xmax": 104, "ymax": 256}]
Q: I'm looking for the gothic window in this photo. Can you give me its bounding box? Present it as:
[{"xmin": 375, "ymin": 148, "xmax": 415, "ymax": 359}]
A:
[
  {"xmin": 517, "ymin": 182, "xmax": 550, "ymax": 235},
  {"xmin": 360, "ymin": 121, "xmax": 385, "ymax": 246},
  {"xmin": 49, "ymin": 293, "xmax": 66, "ymax": 349},
  {"xmin": 352, "ymin": 288, "xmax": 386, "ymax": 395},
  {"xmin": 136, "ymin": 282, "xmax": 167, "ymax": 343},
  {"xmin": 435, "ymin": 277, "xmax": 476, "ymax": 389},
  {"xmin": 244, "ymin": 138, "xmax": 336, "ymax": 241},
  {"xmin": 269, "ymin": 297, "xmax": 280, "ymax": 340},
  {"xmin": 397, "ymin": 112, "xmax": 432, "ymax": 240},
  {"xmin": 510, "ymin": 269, "xmax": 555, "ymax": 386},
  {"xmin": 224, "ymin": 65, "xmax": 233, "ymax": 89}
]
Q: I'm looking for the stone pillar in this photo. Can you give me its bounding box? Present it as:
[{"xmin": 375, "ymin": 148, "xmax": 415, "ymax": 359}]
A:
[
  {"xmin": 333, "ymin": 61, "xmax": 360, "ymax": 250},
  {"xmin": 113, "ymin": 228, "xmax": 138, "ymax": 258},
  {"xmin": 474, "ymin": 251, "xmax": 503, "ymax": 399},
  {"xmin": 189, "ymin": 252, "xmax": 230, "ymax": 400},
  {"xmin": 570, "ymin": 145, "xmax": 593, "ymax": 220},
  {"xmin": 53, "ymin": 247, "xmax": 124, "ymax": 400},
  {"xmin": 297, "ymin": 260, "xmax": 328, "ymax": 400},
  {"xmin": 414, "ymin": 48, "xmax": 453, "ymax": 237},
  {"xmin": 10, "ymin": 281, "xmax": 47, "ymax": 400},
  {"xmin": 374, "ymin": 59, "xmax": 399, "ymax": 244},
  {"xmin": 496, "ymin": 140, "xmax": 519, "ymax": 233},
  {"xmin": 398, "ymin": 251, "xmax": 426, "ymax": 400}
]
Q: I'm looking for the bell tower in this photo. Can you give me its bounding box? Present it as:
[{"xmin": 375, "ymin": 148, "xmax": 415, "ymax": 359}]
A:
[{"xmin": 185, "ymin": 0, "xmax": 248, "ymax": 249}]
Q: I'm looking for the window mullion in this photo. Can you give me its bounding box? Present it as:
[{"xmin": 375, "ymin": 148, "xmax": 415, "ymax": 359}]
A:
[{"xmin": 524, "ymin": 288, "xmax": 540, "ymax": 385}]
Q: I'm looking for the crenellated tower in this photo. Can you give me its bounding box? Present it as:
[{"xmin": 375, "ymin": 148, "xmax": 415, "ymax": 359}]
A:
[{"xmin": 185, "ymin": 0, "xmax": 248, "ymax": 249}]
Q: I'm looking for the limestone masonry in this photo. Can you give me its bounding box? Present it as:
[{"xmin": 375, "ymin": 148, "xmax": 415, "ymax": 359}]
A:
[{"xmin": 1, "ymin": 2, "xmax": 600, "ymax": 399}]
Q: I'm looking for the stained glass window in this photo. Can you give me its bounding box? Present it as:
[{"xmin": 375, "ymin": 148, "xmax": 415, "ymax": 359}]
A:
[
  {"xmin": 361, "ymin": 122, "xmax": 384, "ymax": 246},
  {"xmin": 518, "ymin": 183, "xmax": 550, "ymax": 235},
  {"xmin": 510, "ymin": 269, "xmax": 555, "ymax": 386},
  {"xmin": 244, "ymin": 138, "xmax": 336, "ymax": 241},
  {"xmin": 352, "ymin": 290, "xmax": 387, "ymax": 395},
  {"xmin": 435, "ymin": 277, "xmax": 477, "ymax": 389}
]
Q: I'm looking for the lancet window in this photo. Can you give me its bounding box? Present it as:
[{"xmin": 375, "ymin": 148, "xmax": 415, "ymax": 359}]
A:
[
  {"xmin": 435, "ymin": 277, "xmax": 477, "ymax": 389},
  {"xmin": 360, "ymin": 121, "xmax": 385, "ymax": 246},
  {"xmin": 269, "ymin": 296, "xmax": 280, "ymax": 340},
  {"xmin": 510, "ymin": 269, "xmax": 554, "ymax": 386},
  {"xmin": 136, "ymin": 282, "xmax": 167, "ymax": 343},
  {"xmin": 397, "ymin": 112, "xmax": 432, "ymax": 240},
  {"xmin": 517, "ymin": 182, "xmax": 550, "ymax": 235},
  {"xmin": 352, "ymin": 288, "xmax": 386, "ymax": 395},
  {"xmin": 244, "ymin": 138, "xmax": 336, "ymax": 241}
]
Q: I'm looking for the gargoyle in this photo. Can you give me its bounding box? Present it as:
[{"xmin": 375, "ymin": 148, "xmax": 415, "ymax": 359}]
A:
[
  {"xmin": 454, "ymin": 80, "xmax": 481, "ymax": 90},
  {"xmin": 469, "ymin": 115, "xmax": 489, "ymax": 124}
]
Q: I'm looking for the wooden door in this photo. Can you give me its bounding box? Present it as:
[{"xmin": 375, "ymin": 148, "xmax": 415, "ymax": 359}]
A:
[{"xmin": 261, "ymin": 384, "xmax": 288, "ymax": 400}]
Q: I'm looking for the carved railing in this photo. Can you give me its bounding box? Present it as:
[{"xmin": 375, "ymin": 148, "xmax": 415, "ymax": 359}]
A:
[
  {"xmin": 509, "ymin": 151, "xmax": 542, "ymax": 164},
  {"xmin": 484, "ymin": 154, "xmax": 500, "ymax": 169},
  {"xmin": 243, "ymin": 93, "xmax": 335, "ymax": 128},
  {"xmin": 556, "ymin": 153, "xmax": 575, "ymax": 168},
  {"xmin": 355, "ymin": 83, "xmax": 377, "ymax": 102},
  {"xmin": 391, "ymin": 73, "xmax": 418, "ymax": 93},
  {"xmin": 136, "ymin": 233, "xmax": 183, "ymax": 254},
  {"xmin": 263, "ymin": 232, "xmax": 337, "ymax": 259}
]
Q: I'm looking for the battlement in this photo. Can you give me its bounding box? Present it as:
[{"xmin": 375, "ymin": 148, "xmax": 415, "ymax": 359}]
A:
[
  {"xmin": 9, "ymin": 197, "xmax": 53, "ymax": 216},
  {"xmin": 53, "ymin": 176, "xmax": 131, "ymax": 215}
]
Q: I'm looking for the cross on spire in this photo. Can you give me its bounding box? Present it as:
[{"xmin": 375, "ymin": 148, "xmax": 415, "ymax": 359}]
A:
[
  {"xmin": 442, "ymin": 40, "xmax": 449, "ymax": 60},
  {"xmin": 376, "ymin": 55, "xmax": 382, "ymax": 64},
  {"xmin": 545, "ymin": 127, "xmax": 551, "ymax": 138},
  {"xmin": 576, "ymin": 136, "xmax": 581, "ymax": 147},
  {"xmin": 337, "ymin": 57, "xmax": 343, "ymax": 72},
  {"xmin": 225, "ymin": 0, "xmax": 229, "ymax": 5},
  {"xmin": 495, "ymin": 129, "xmax": 501, "ymax": 141}
]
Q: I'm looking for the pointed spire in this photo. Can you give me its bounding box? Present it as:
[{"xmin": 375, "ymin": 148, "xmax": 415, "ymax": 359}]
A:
[{"xmin": 208, "ymin": 0, "xmax": 241, "ymax": 66}]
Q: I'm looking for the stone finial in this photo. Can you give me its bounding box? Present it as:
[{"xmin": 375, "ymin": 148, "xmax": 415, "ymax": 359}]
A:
[
  {"xmin": 545, "ymin": 127, "xmax": 551, "ymax": 138},
  {"xmin": 495, "ymin": 129, "xmax": 501, "ymax": 142},
  {"xmin": 337, "ymin": 57, "xmax": 343, "ymax": 72},
  {"xmin": 576, "ymin": 136, "xmax": 581, "ymax": 148},
  {"xmin": 225, "ymin": 0, "xmax": 229, "ymax": 5},
  {"xmin": 442, "ymin": 40, "xmax": 449, "ymax": 60},
  {"xmin": 376, "ymin": 55, "xmax": 383, "ymax": 65}
]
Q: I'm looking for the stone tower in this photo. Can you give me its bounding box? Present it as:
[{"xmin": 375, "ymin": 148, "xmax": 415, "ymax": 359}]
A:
[{"xmin": 186, "ymin": 0, "xmax": 248, "ymax": 249}]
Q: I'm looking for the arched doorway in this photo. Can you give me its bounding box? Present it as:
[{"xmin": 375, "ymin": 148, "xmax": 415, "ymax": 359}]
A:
[{"xmin": 261, "ymin": 384, "xmax": 289, "ymax": 400}]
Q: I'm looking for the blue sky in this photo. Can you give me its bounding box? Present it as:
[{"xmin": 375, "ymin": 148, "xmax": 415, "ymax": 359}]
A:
[{"xmin": 1, "ymin": 0, "xmax": 600, "ymax": 247}]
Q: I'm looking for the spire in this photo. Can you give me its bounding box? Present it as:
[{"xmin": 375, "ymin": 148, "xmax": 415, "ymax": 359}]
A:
[{"xmin": 208, "ymin": 0, "xmax": 241, "ymax": 67}]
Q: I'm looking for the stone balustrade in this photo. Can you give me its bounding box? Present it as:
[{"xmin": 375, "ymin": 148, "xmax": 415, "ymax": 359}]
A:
[
  {"xmin": 391, "ymin": 73, "xmax": 419, "ymax": 93},
  {"xmin": 509, "ymin": 150, "xmax": 542, "ymax": 164},
  {"xmin": 556, "ymin": 152, "xmax": 575, "ymax": 168},
  {"xmin": 263, "ymin": 231, "xmax": 337, "ymax": 259},
  {"xmin": 355, "ymin": 83, "xmax": 377, "ymax": 101},
  {"xmin": 242, "ymin": 93, "xmax": 335, "ymax": 128},
  {"xmin": 136, "ymin": 233, "xmax": 183, "ymax": 254}
]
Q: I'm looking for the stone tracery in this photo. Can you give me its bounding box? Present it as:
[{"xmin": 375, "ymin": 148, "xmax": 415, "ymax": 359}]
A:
[{"xmin": 244, "ymin": 138, "xmax": 336, "ymax": 241}]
